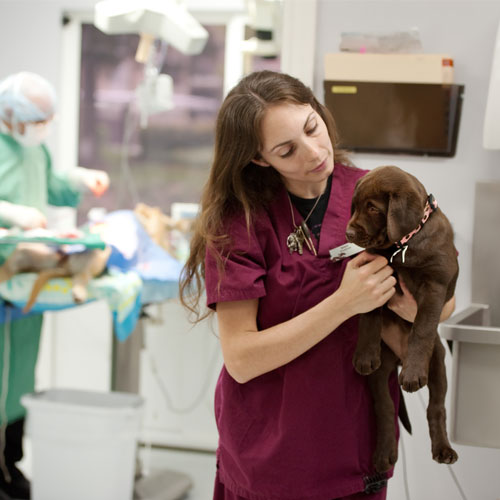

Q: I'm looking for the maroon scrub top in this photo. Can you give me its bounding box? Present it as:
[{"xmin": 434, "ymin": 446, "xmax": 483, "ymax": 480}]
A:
[{"xmin": 205, "ymin": 164, "xmax": 400, "ymax": 500}]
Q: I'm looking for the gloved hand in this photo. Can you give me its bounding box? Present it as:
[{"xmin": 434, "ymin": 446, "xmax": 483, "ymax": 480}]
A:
[
  {"xmin": 0, "ymin": 201, "xmax": 47, "ymax": 229},
  {"xmin": 72, "ymin": 167, "xmax": 110, "ymax": 197}
]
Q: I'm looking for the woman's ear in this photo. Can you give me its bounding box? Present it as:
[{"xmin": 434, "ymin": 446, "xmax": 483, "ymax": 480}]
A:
[{"xmin": 252, "ymin": 156, "xmax": 271, "ymax": 167}]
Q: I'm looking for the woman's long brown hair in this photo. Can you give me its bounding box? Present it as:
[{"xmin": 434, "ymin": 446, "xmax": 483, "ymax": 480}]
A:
[{"xmin": 179, "ymin": 70, "xmax": 351, "ymax": 321}]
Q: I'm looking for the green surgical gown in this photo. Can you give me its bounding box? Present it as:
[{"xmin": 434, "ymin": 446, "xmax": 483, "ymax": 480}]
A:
[{"xmin": 0, "ymin": 132, "xmax": 82, "ymax": 423}]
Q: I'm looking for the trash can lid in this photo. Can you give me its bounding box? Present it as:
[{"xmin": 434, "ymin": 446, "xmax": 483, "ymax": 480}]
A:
[{"xmin": 22, "ymin": 389, "xmax": 144, "ymax": 412}]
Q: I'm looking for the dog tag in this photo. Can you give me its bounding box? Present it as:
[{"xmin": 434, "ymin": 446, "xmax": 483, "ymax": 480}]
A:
[{"xmin": 329, "ymin": 242, "xmax": 365, "ymax": 262}]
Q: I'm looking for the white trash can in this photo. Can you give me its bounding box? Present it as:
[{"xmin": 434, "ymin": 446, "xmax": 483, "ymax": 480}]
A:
[{"xmin": 21, "ymin": 388, "xmax": 144, "ymax": 500}]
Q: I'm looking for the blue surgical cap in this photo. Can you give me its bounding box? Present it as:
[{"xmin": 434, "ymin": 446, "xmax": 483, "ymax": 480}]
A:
[{"xmin": 0, "ymin": 72, "xmax": 56, "ymax": 124}]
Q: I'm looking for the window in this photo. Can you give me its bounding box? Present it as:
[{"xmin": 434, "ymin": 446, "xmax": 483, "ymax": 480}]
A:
[{"xmin": 76, "ymin": 23, "xmax": 226, "ymax": 222}]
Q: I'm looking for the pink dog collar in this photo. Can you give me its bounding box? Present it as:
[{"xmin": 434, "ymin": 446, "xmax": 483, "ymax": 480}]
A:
[{"xmin": 390, "ymin": 194, "xmax": 438, "ymax": 263}]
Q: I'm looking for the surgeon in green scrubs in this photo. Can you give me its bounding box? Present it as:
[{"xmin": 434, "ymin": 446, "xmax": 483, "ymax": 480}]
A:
[{"xmin": 0, "ymin": 71, "xmax": 109, "ymax": 500}]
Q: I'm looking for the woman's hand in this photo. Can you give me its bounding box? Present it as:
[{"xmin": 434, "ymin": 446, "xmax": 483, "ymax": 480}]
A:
[
  {"xmin": 387, "ymin": 278, "xmax": 417, "ymax": 322},
  {"xmin": 387, "ymin": 278, "xmax": 456, "ymax": 323},
  {"xmin": 338, "ymin": 252, "xmax": 397, "ymax": 316}
]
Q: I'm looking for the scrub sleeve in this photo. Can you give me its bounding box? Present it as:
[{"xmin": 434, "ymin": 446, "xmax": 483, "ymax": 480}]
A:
[{"xmin": 205, "ymin": 164, "xmax": 400, "ymax": 500}]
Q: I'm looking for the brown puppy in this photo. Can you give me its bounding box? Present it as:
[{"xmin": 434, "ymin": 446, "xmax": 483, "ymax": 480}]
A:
[
  {"xmin": 0, "ymin": 243, "xmax": 111, "ymax": 312},
  {"xmin": 345, "ymin": 165, "xmax": 458, "ymax": 472}
]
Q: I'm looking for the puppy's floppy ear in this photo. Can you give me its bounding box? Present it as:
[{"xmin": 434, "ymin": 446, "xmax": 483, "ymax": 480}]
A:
[
  {"xmin": 386, "ymin": 191, "xmax": 423, "ymax": 242},
  {"xmin": 350, "ymin": 178, "xmax": 363, "ymax": 215}
]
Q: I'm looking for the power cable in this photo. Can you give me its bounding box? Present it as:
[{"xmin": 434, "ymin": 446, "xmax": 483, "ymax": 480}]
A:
[
  {"xmin": 416, "ymin": 391, "xmax": 468, "ymax": 500},
  {"xmin": 148, "ymin": 330, "xmax": 221, "ymax": 415}
]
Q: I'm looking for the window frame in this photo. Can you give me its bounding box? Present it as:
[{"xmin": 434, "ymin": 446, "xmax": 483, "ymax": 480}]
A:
[
  {"xmin": 57, "ymin": 3, "xmax": 248, "ymax": 193},
  {"xmin": 56, "ymin": 0, "xmax": 318, "ymax": 204}
]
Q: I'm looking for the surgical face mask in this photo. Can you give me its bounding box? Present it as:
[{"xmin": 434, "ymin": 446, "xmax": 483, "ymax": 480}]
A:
[{"xmin": 12, "ymin": 121, "xmax": 52, "ymax": 147}]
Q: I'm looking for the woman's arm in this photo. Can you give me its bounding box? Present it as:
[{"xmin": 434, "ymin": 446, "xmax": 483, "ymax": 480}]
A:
[{"xmin": 217, "ymin": 252, "xmax": 396, "ymax": 383}]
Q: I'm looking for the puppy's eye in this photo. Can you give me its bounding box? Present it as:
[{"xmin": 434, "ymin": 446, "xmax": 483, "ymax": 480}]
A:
[{"xmin": 366, "ymin": 202, "xmax": 380, "ymax": 214}]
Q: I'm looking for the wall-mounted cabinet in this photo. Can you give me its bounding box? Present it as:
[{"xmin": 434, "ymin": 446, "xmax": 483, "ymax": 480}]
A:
[
  {"xmin": 323, "ymin": 81, "xmax": 465, "ymax": 157},
  {"xmin": 323, "ymin": 53, "xmax": 464, "ymax": 157}
]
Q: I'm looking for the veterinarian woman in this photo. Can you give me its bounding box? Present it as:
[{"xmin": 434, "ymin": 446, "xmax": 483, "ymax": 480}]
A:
[
  {"xmin": 180, "ymin": 70, "xmax": 455, "ymax": 500},
  {"xmin": 0, "ymin": 71, "xmax": 109, "ymax": 500}
]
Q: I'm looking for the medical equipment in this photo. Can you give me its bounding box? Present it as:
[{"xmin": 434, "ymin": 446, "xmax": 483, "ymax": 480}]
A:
[
  {"xmin": 94, "ymin": 0, "xmax": 209, "ymax": 128},
  {"xmin": 242, "ymin": 0, "xmax": 282, "ymax": 57},
  {"xmin": 94, "ymin": 0, "xmax": 208, "ymax": 58},
  {"xmin": 93, "ymin": 0, "xmax": 210, "ymax": 207},
  {"xmin": 441, "ymin": 181, "xmax": 500, "ymax": 448}
]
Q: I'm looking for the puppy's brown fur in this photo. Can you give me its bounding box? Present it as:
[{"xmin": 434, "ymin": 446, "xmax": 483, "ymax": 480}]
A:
[
  {"xmin": 0, "ymin": 243, "xmax": 110, "ymax": 313},
  {"xmin": 345, "ymin": 165, "xmax": 458, "ymax": 472}
]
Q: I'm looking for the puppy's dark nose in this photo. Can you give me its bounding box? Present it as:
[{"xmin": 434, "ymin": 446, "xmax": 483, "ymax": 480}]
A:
[{"xmin": 345, "ymin": 227, "xmax": 356, "ymax": 242}]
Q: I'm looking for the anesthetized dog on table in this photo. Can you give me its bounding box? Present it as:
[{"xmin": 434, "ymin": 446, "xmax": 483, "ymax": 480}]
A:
[
  {"xmin": 345, "ymin": 165, "xmax": 459, "ymax": 473},
  {"xmin": 0, "ymin": 203, "xmax": 194, "ymax": 313},
  {"xmin": 0, "ymin": 243, "xmax": 111, "ymax": 313}
]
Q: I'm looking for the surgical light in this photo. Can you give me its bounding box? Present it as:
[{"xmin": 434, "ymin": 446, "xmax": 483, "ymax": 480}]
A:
[
  {"xmin": 94, "ymin": 0, "xmax": 209, "ymax": 128},
  {"xmin": 94, "ymin": 0, "xmax": 209, "ymax": 62},
  {"xmin": 243, "ymin": 0, "xmax": 282, "ymax": 57}
]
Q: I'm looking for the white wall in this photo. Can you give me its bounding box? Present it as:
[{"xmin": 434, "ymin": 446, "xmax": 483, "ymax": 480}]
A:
[{"xmin": 314, "ymin": 1, "xmax": 500, "ymax": 499}]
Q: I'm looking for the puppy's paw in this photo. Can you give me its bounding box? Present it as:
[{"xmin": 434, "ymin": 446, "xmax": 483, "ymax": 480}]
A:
[
  {"xmin": 353, "ymin": 349, "xmax": 381, "ymax": 375},
  {"xmin": 72, "ymin": 284, "xmax": 88, "ymax": 303},
  {"xmin": 433, "ymin": 446, "xmax": 458, "ymax": 465},
  {"xmin": 399, "ymin": 365, "xmax": 428, "ymax": 392},
  {"xmin": 373, "ymin": 444, "xmax": 398, "ymax": 473}
]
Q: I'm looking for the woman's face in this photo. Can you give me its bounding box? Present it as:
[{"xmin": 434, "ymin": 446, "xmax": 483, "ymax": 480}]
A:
[{"xmin": 255, "ymin": 102, "xmax": 334, "ymax": 198}]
